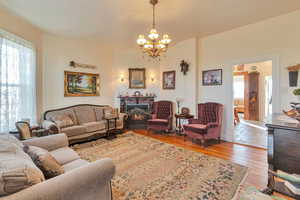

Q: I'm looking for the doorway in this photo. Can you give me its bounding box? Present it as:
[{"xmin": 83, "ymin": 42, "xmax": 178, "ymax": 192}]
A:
[{"xmin": 232, "ymin": 60, "xmax": 272, "ymax": 148}]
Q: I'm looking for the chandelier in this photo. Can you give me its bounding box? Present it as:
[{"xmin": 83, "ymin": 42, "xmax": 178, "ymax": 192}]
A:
[{"xmin": 136, "ymin": 0, "xmax": 171, "ymax": 59}]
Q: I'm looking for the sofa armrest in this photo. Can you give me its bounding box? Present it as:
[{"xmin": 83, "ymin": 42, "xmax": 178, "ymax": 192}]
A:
[
  {"xmin": 119, "ymin": 112, "xmax": 128, "ymax": 120},
  {"xmin": 42, "ymin": 120, "xmax": 60, "ymax": 134},
  {"xmin": 207, "ymin": 122, "xmax": 219, "ymax": 128},
  {"xmin": 3, "ymin": 158, "xmax": 115, "ymax": 200},
  {"xmin": 22, "ymin": 134, "xmax": 69, "ymax": 151}
]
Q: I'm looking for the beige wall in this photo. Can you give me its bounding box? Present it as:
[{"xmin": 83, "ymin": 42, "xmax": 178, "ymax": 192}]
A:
[
  {"xmin": 112, "ymin": 38, "xmax": 198, "ymax": 115},
  {"xmin": 0, "ymin": 7, "xmax": 44, "ymax": 120},
  {"xmin": 42, "ymin": 34, "xmax": 114, "ymax": 110},
  {"xmin": 198, "ymin": 10, "xmax": 300, "ymax": 141},
  {"xmin": 159, "ymin": 38, "xmax": 198, "ymax": 114},
  {"xmin": 111, "ymin": 48, "xmax": 161, "ymax": 108}
]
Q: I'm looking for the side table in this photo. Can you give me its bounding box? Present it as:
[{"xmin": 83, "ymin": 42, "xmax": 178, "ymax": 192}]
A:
[
  {"xmin": 175, "ymin": 114, "xmax": 194, "ymax": 135},
  {"xmin": 106, "ymin": 117, "xmax": 118, "ymax": 139}
]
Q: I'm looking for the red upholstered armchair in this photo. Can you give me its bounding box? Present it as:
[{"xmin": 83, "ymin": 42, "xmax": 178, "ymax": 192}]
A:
[
  {"xmin": 183, "ymin": 102, "xmax": 223, "ymax": 147},
  {"xmin": 147, "ymin": 101, "xmax": 173, "ymax": 133}
]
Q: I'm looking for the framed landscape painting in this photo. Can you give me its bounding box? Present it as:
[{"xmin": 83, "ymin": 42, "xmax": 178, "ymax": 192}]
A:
[
  {"xmin": 163, "ymin": 70, "xmax": 176, "ymax": 89},
  {"xmin": 129, "ymin": 68, "xmax": 146, "ymax": 89},
  {"xmin": 202, "ymin": 69, "xmax": 222, "ymax": 86},
  {"xmin": 64, "ymin": 71, "xmax": 100, "ymax": 97}
]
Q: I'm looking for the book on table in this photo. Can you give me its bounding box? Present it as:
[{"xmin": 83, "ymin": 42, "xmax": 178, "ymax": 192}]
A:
[
  {"xmin": 284, "ymin": 179, "xmax": 300, "ymax": 195},
  {"xmin": 276, "ymin": 170, "xmax": 300, "ymax": 195}
]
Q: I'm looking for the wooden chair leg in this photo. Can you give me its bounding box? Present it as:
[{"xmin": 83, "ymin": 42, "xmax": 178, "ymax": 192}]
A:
[{"xmin": 201, "ymin": 139, "xmax": 207, "ymax": 148}]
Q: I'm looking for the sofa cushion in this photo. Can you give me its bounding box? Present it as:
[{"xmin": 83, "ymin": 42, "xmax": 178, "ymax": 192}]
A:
[
  {"xmin": 61, "ymin": 125, "xmax": 86, "ymax": 137},
  {"xmin": 74, "ymin": 106, "xmax": 97, "ymax": 124},
  {"xmin": 148, "ymin": 119, "xmax": 169, "ymax": 127},
  {"xmin": 104, "ymin": 107, "xmax": 119, "ymax": 119},
  {"xmin": 50, "ymin": 114, "xmax": 74, "ymax": 128},
  {"xmin": 82, "ymin": 121, "xmax": 106, "ymax": 133},
  {"xmin": 184, "ymin": 124, "xmax": 208, "ymax": 130},
  {"xmin": 45, "ymin": 108, "xmax": 78, "ymax": 125},
  {"xmin": 0, "ymin": 140, "xmax": 44, "ymax": 196},
  {"xmin": 94, "ymin": 107, "xmax": 106, "ymax": 121},
  {"xmin": 25, "ymin": 146, "xmax": 64, "ymax": 179},
  {"xmin": 50, "ymin": 147, "xmax": 80, "ymax": 165},
  {"xmin": 63, "ymin": 159, "xmax": 89, "ymax": 172}
]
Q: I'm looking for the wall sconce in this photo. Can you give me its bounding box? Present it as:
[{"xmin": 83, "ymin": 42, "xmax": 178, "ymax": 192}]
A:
[
  {"xmin": 150, "ymin": 74, "xmax": 155, "ymax": 82},
  {"xmin": 120, "ymin": 74, "xmax": 125, "ymax": 82}
]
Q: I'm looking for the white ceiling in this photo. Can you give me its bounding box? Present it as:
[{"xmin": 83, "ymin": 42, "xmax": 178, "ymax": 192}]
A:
[{"xmin": 1, "ymin": 0, "xmax": 300, "ymax": 46}]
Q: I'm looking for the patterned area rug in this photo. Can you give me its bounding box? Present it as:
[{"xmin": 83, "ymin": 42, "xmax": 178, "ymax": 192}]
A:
[{"xmin": 72, "ymin": 132, "xmax": 248, "ymax": 200}]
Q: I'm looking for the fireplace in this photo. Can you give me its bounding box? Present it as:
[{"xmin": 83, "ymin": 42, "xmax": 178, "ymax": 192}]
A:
[
  {"xmin": 127, "ymin": 104, "xmax": 150, "ymax": 119},
  {"xmin": 127, "ymin": 104, "xmax": 149, "ymax": 112},
  {"xmin": 119, "ymin": 96, "xmax": 156, "ymax": 129}
]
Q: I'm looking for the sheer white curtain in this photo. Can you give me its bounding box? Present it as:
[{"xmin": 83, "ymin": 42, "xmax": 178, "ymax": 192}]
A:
[{"xmin": 0, "ymin": 29, "xmax": 36, "ymax": 132}]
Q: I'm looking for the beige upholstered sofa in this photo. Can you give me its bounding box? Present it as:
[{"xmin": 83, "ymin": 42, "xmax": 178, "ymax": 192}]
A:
[
  {"xmin": 42, "ymin": 104, "xmax": 127, "ymax": 144},
  {"xmin": 0, "ymin": 133, "xmax": 115, "ymax": 200}
]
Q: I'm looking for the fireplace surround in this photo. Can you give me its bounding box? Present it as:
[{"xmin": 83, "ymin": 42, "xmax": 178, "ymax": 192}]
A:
[{"xmin": 119, "ymin": 96, "xmax": 155, "ymax": 129}]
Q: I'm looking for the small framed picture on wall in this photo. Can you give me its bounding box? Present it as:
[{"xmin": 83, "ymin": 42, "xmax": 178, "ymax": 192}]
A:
[
  {"xmin": 163, "ymin": 70, "xmax": 176, "ymax": 89},
  {"xmin": 129, "ymin": 68, "xmax": 146, "ymax": 89},
  {"xmin": 202, "ymin": 69, "xmax": 222, "ymax": 86}
]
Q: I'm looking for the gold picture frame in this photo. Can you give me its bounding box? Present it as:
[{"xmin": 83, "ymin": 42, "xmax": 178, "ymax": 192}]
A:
[
  {"xmin": 129, "ymin": 68, "xmax": 146, "ymax": 89},
  {"xmin": 64, "ymin": 71, "xmax": 100, "ymax": 97}
]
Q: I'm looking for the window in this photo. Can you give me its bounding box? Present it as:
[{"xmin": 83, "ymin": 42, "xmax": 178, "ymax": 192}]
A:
[
  {"xmin": 233, "ymin": 75, "xmax": 244, "ymax": 99},
  {"xmin": 0, "ymin": 29, "xmax": 36, "ymax": 132}
]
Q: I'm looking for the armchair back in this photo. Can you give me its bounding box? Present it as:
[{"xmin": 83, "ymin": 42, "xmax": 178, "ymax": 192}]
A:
[
  {"xmin": 197, "ymin": 103, "xmax": 223, "ymax": 125},
  {"xmin": 153, "ymin": 101, "xmax": 173, "ymax": 119}
]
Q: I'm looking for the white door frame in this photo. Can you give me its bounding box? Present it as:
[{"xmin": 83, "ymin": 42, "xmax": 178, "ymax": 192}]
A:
[{"xmin": 225, "ymin": 55, "xmax": 280, "ymax": 142}]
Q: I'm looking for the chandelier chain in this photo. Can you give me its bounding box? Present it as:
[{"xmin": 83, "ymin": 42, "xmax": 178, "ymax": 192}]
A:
[
  {"xmin": 136, "ymin": 0, "xmax": 171, "ymax": 58},
  {"xmin": 152, "ymin": 3, "xmax": 156, "ymax": 29}
]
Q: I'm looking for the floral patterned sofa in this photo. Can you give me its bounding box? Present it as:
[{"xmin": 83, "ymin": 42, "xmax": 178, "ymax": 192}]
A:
[{"xmin": 42, "ymin": 104, "xmax": 127, "ymax": 144}]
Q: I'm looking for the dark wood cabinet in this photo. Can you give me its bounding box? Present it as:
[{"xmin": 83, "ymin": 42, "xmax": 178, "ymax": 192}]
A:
[
  {"xmin": 244, "ymin": 72, "xmax": 259, "ymax": 121},
  {"xmin": 265, "ymin": 114, "xmax": 300, "ymax": 174},
  {"xmin": 265, "ymin": 114, "xmax": 300, "ymax": 198}
]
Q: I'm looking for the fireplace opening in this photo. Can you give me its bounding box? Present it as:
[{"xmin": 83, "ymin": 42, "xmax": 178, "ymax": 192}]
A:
[
  {"xmin": 126, "ymin": 104, "xmax": 149, "ymax": 113},
  {"xmin": 126, "ymin": 104, "xmax": 151, "ymax": 129},
  {"xmin": 127, "ymin": 104, "xmax": 151, "ymax": 121}
]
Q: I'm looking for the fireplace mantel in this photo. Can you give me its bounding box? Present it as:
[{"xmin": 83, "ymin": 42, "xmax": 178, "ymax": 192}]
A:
[
  {"xmin": 118, "ymin": 96, "xmax": 156, "ymax": 129},
  {"xmin": 118, "ymin": 96, "xmax": 156, "ymax": 113}
]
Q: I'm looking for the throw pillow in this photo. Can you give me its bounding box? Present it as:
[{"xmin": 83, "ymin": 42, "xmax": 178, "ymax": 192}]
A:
[
  {"xmin": 25, "ymin": 145, "xmax": 64, "ymax": 179},
  {"xmin": 94, "ymin": 107, "xmax": 105, "ymax": 121},
  {"xmin": 51, "ymin": 114, "xmax": 74, "ymax": 128},
  {"xmin": 0, "ymin": 140, "xmax": 45, "ymax": 196}
]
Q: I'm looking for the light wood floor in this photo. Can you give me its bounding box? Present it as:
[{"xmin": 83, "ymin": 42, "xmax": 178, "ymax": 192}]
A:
[{"xmin": 234, "ymin": 121, "xmax": 267, "ymax": 149}]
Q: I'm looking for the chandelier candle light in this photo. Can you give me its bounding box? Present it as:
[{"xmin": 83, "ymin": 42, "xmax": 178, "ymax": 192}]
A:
[{"xmin": 137, "ymin": 0, "xmax": 172, "ymax": 59}]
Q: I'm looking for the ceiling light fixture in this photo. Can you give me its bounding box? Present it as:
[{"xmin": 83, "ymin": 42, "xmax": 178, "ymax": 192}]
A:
[{"xmin": 137, "ymin": 0, "xmax": 171, "ymax": 59}]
